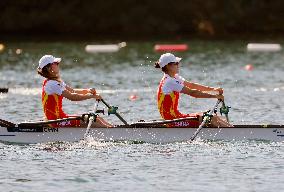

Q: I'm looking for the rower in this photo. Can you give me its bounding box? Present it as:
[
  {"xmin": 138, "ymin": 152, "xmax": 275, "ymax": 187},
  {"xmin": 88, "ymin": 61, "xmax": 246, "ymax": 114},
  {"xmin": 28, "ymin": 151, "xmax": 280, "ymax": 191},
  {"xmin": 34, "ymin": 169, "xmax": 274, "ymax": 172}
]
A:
[
  {"xmin": 37, "ymin": 55, "xmax": 112, "ymax": 128},
  {"xmin": 154, "ymin": 53, "xmax": 233, "ymax": 128}
]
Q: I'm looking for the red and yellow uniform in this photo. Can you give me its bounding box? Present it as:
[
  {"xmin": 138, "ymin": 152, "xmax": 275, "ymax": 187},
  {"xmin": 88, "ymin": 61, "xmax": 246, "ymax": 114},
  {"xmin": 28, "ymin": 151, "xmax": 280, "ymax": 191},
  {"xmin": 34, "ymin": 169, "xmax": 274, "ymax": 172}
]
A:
[
  {"xmin": 157, "ymin": 74, "xmax": 200, "ymax": 127},
  {"xmin": 42, "ymin": 79, "xmax": 80, "ymax": 127}
]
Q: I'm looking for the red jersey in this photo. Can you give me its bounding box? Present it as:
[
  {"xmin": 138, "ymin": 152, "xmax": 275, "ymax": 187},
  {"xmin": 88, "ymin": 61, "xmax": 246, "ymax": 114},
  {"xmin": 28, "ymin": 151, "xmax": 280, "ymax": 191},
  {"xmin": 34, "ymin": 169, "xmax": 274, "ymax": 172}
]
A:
[
  {"xmin": 42, "ymin": 79, "xmax": 80, "ymax": 127},
  {"xmin": 157, "ymin": 74, "xmax": 199, "ymax": 127}
]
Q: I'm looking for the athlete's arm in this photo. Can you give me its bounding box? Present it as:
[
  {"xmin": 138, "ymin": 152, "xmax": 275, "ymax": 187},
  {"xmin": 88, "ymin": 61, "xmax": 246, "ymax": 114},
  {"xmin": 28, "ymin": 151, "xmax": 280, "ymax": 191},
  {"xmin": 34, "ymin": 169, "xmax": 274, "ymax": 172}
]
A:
[
  {"xmin": 184, "ymin": 80, "xmax": 223, "ymax": 95},
  {"xmin": 65, "ymin": 85, "xmax": 97, "ymax": 95},
  {"xmin": 62, "ymin": 89, "xmax": 101, "ymax": 101},
  {"xmin": 181, "ymin": 86, "xmax": 224, "ymax": 100}
]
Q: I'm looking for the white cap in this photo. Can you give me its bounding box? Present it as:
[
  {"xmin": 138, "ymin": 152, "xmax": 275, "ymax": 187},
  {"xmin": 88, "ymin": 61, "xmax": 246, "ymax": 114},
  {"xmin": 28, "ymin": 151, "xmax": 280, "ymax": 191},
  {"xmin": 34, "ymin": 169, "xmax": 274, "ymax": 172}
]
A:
[
  {"xmin": 158, "ymin": 53, "xmax": 182, "ymax": 68},
  {"xmin": 38, "ymin": 55, "xmax": 61, "ymax": 70}
]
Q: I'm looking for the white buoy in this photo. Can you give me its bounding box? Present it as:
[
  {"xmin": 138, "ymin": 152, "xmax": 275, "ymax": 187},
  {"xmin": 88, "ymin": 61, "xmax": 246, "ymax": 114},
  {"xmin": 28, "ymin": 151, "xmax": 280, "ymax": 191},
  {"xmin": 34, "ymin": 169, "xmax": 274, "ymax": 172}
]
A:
[
  {"xmin": 0, "ymin": 44, "xmax": 4, "ymax": 52},
  {"xmin": 85, "ymin": 42, "xmax": 126, "ymax": 53},
  {"xmin": 247, "ymin": 43, "xmax": 282, "ymax": 52}
]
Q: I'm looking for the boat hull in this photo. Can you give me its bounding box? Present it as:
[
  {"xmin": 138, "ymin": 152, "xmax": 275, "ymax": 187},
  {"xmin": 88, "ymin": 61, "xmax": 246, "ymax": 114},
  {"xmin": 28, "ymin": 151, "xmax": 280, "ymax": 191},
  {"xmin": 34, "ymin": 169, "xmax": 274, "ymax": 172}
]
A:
[{"xmin": 1, "ymin": 125, "xmax": 284, "ymax": 144}]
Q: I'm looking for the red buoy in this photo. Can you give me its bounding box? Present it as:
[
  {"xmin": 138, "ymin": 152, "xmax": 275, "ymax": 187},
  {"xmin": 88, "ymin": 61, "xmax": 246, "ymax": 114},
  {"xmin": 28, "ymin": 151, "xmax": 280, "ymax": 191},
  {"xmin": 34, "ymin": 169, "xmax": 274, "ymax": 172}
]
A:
[
  {"xmin": 154, "ymin": 44, "xmax": 188, "ymax": 52},
  {"xmin": 129, "ymin": 94, "xmax": 138, "ymax": 101},
  {"xmin": 244, "ymin": 64, "xmax": 254, "ymax": 71}
]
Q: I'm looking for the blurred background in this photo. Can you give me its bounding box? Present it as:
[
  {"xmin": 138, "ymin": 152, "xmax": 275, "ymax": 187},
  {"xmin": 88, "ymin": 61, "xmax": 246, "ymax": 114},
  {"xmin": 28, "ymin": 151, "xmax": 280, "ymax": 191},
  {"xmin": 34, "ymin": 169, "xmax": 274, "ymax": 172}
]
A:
[
  {"xmin": 0, "ymin": 1, "xmax": 284, "ymax": 124},
  {"xmin": 0, "ymin": 0, "xmax": 283, "ymax": 40},
  {"xmin": 1, "ymin": 2, "xmax": 284, "ymax": 192}
]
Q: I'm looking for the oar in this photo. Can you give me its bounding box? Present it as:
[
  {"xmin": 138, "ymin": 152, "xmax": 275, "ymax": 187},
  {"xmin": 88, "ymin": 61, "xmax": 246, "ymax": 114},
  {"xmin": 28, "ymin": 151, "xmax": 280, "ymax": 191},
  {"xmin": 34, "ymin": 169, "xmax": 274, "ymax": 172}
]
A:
[
  {"xmin": 84, "ymin": 115, "xmax": 95, "ymax": 139},
  {"xmin": 101, "ymin": 99, "xmax": 128, "ymax": 125},
  {"xmin": 84, "ymin": 101, "xmax": 99, "ymax": 138},
  {"xmin": 190, "ymin": 100, "xmax": 221, "ymax": 141},
  {"xmin": 221, "ymin": 100, "xmax": 230, "ymax": 123}
]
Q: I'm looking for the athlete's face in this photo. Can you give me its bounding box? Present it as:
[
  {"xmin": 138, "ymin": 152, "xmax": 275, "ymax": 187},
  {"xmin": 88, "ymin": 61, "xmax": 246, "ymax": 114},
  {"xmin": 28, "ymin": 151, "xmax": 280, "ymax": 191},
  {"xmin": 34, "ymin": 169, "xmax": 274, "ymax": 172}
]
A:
[
  {"xmin": 168, "ymin": 62, "xmax": 179, "ymax": 74},
  {"xmin": 49, "ymin": 62, "xmax": 60, "ymax": 75}
]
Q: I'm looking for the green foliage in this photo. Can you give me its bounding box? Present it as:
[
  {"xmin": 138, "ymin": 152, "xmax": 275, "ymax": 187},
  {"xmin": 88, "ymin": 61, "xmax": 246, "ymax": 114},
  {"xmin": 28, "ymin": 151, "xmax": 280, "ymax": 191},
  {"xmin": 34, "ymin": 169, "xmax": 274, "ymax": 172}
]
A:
[{"xmin": 0, "ymin": 0, "xmax": 283, "ymax": 39}]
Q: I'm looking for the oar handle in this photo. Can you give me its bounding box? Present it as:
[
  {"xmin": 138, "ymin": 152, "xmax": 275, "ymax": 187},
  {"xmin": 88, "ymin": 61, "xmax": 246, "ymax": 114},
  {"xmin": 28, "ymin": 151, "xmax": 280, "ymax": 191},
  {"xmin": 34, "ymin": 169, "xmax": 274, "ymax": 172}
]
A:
[
  {"xmin": 93, "ymin": 100, "xmax": 100, "ymax": 113},
  {"xmin": 101, "ymin": 99, "xmax": 128, "ymax": 125},
  {"xmin": 221, "ymin": 100, "xmax": 230, "ymax": 123},
  {"xmin": 190, "ymin": 99, "xmax": 221, "ymax": 141}
]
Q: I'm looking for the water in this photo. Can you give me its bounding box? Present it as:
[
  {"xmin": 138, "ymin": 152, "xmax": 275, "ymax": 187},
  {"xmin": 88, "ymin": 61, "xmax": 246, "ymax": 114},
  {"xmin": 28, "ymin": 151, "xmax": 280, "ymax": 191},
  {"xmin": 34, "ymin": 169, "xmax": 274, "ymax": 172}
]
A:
[{"xmin": 1, "ymin": 41, "xmax": 284, "ymax": 191}]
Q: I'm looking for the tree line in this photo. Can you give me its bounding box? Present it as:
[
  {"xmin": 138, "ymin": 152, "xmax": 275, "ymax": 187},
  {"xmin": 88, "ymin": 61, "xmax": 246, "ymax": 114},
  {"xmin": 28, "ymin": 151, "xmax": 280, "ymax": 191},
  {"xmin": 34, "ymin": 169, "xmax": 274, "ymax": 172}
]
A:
[{"xmin": 0, "ymin": 0, "xmax": 283, "ymax": 40}]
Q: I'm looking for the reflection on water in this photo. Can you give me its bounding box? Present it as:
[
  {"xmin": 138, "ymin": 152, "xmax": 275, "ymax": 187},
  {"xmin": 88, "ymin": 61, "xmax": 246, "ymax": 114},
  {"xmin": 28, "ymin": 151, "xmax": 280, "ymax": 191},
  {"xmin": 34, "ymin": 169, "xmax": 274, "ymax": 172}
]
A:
[{"xmin": 0, "ymin": 140, "xmax": 283, "ymax": 191}]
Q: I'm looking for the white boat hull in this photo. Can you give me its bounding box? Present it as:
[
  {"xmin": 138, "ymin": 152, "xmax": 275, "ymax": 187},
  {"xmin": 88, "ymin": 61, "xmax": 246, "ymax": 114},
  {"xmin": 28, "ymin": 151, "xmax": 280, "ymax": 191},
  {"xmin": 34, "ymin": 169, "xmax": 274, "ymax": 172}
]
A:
[{"xmin": 1, "ymin": 126, "xmax": 284, "ymax": 144}]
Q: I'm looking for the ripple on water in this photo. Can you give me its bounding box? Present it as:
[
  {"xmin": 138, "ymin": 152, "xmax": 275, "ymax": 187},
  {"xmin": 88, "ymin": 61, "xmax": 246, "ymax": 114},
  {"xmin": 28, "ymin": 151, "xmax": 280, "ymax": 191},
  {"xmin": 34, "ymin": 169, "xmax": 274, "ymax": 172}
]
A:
[
  {"xmin": 1, "ymin": 41, "xmax": 284, "ymax": 191},
  {"xmin": 1, "ymin": 139, "xmax": 284, "ymax": 191}
]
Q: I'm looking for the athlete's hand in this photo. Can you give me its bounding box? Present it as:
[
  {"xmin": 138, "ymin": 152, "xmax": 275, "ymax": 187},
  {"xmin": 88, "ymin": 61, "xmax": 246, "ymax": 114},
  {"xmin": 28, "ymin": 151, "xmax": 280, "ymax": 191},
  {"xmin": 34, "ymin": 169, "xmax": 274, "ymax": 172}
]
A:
[
  {"xmin": 214, "ymin": 87, "xmax": 223, "ymax": 95},
  {"xmin": 89, "ymin": 88, "xmax": 97, "ymax": 95},
  {"xmin": 216, "ymin": 94, "xmax": 224, "ymax": 101},
  {"xmin": 93, "ymin": 93, "xmax": 102, "ymax": 101}
]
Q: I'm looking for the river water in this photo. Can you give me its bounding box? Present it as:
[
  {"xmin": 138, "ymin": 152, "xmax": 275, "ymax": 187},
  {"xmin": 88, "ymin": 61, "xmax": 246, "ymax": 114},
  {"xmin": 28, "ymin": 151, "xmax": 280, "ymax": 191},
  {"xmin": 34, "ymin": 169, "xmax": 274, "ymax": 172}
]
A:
[{"xmin": 0, "ymin": 41, "xmax": 284, "ymax": 191}]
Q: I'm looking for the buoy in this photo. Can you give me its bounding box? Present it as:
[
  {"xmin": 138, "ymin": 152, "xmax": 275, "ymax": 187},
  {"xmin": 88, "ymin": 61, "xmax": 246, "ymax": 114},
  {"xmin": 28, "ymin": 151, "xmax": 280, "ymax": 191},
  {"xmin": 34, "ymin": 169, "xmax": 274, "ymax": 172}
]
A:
[
  {"xmin": 247, "ymin": 43, "xmax": 282, "ymax": 52},
  {"xmin": 15, "ymin": 48, "xmax": 22, "ymax": 55},
  {"xmin": 154, "ymin": 44, "xmax": 188, "ymax": 52},
  {"xmin": 0, "ymin": 88, "xmax": 8, "ymax": 93},
  {"xmin": 244, "ymin": 64, "xmax": 254, "ymax": 71},
  {"xmin": 0, "ymin": 44, "xmax": 4, "ymax": 52},
  {"xmin": 85, "ymin": 42, "xmax": 126, "ymax": 53},
  {"xmin": 129, "ymin": 94, "xmax": 138, "ymax": 101}
]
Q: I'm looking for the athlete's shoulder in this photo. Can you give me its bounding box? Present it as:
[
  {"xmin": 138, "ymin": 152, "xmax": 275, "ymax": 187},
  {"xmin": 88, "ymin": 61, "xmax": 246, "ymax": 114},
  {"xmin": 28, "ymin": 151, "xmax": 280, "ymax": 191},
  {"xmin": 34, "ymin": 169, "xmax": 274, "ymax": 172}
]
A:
[
  {"xmin": 164, "ymin": 75, "xmax": 182, "ymax": 86},
  {"xmin": 45, "ymin": 80, "xmax": 65, "ymax": 87},
  {"xmin": 44, "ymin": 80, "xmax": 66, "ymax": 95},
  {"xmin": 161, "ymin": 74, "xmax": 184, "ymax": 94},
  {"xmin": 174, "ymin": 74, "xmax": 185, "ymax": 82}
]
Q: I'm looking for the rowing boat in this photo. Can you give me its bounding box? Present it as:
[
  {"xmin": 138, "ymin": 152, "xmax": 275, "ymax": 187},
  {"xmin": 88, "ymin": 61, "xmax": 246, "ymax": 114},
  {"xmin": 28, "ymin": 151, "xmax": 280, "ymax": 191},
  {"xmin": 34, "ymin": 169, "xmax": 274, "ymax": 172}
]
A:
[
  {"xmin": 1, "ymin": 123, "xmax": 283, "ymax": 144},
  {"xmin": 1, "ymin": 100, "xmax": 283, "ymax": 144}
]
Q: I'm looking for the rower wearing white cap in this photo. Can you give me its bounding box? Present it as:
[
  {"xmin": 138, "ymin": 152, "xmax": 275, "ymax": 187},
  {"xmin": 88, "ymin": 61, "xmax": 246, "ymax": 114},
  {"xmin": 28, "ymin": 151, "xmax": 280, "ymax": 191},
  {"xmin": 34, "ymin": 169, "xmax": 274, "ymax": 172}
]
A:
[
  {"xmin": 155, "ymin": 53, "xmax": 232, "ymax": 127},
  {"xmin": 37, "ymin": 55, "xmax": 112, "ymax": 128}
]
